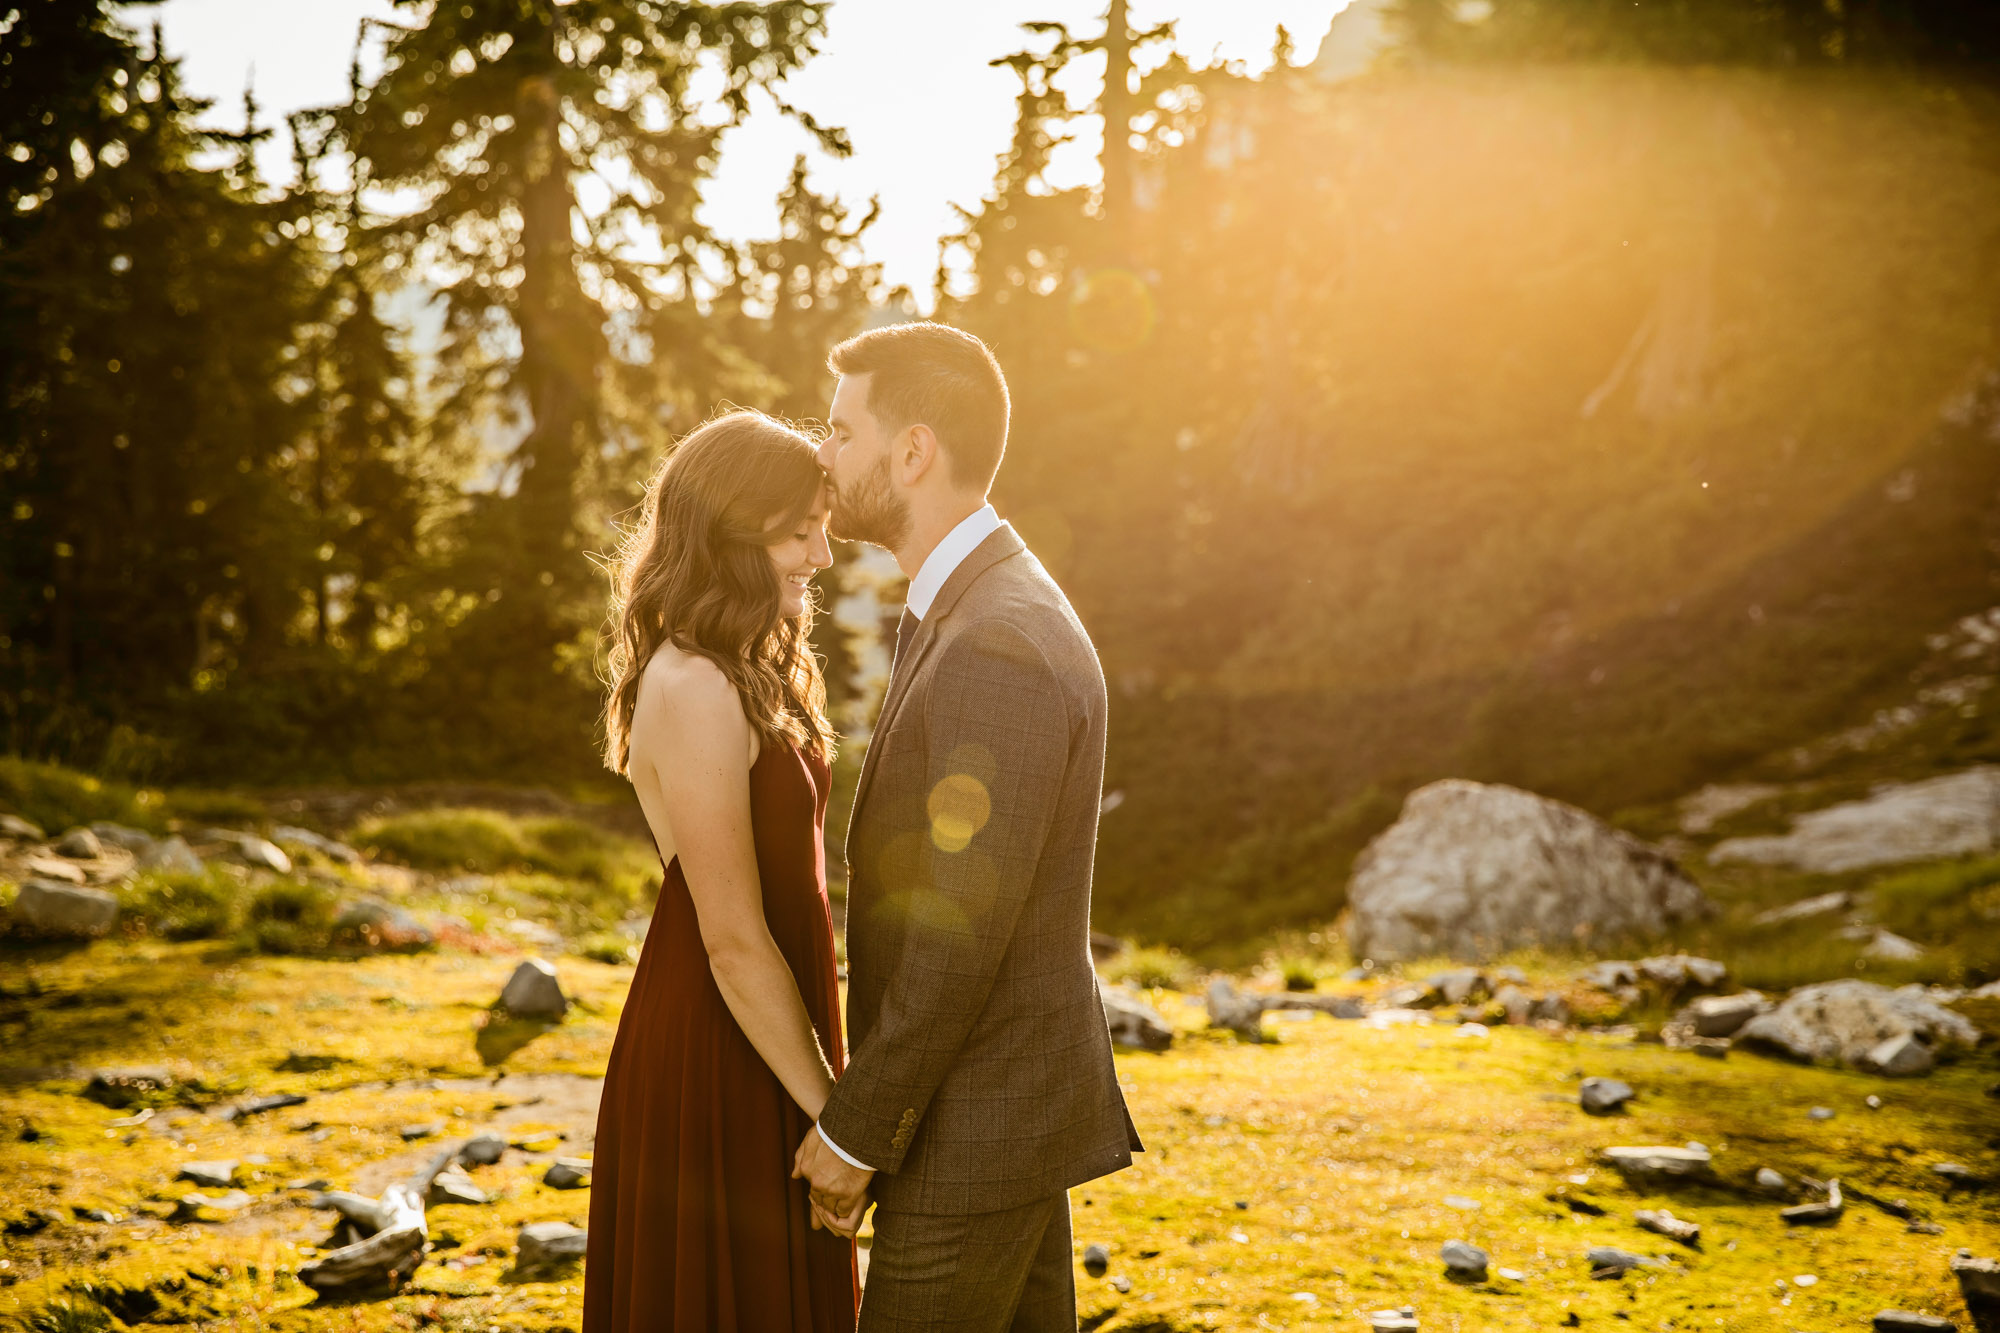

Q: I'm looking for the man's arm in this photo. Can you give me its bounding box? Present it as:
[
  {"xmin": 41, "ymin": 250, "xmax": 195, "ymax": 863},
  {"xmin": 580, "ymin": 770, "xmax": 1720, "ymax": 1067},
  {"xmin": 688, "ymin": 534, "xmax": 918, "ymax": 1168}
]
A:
[{"xmin": 813, "ymin": 617, "xmax": 1071, "ymax": 1172}]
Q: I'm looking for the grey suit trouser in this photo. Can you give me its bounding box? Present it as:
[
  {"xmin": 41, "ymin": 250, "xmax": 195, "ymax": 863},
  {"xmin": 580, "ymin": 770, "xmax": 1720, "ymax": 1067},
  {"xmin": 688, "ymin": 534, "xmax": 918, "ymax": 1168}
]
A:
[{"xmin": 858, "ymin": 1193, "xmax": 1076, "ymax": 1332}]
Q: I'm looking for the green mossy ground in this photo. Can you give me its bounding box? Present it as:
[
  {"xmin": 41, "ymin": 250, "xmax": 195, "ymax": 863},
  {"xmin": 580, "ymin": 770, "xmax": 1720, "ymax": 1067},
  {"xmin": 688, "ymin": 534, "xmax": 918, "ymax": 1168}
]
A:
[{"xmin": 3, "ymin": 940, "xmax": 1995, "ymax": 1332}]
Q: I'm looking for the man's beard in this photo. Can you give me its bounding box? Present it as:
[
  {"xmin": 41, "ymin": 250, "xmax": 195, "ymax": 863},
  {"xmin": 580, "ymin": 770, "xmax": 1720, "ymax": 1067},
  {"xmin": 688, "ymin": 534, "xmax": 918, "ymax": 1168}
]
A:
[{"xmin": 828, "ymin": 452, "xmax": 912, "ymax": 550}]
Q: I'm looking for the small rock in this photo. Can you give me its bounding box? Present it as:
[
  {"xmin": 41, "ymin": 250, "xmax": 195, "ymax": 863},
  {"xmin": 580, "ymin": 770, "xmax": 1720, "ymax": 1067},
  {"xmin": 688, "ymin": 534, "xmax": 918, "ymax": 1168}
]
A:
[
  {"xmin": 1809, "ymin": 1106, "xmax": 1835, "ymax": 1121},
  {"xmin": 1634, "ymin": 1209, "xmax": 1700, "ymax": 1246},
  {"xmin": 1381, "ymin": 981, "xmax": 1442, "ymax": 1010},
  {"xmin": 1440, "ymin": 1239, "xmax": 1488, "ymax": 1281},
  {"xmin": 171, "ymin": 1189, "xmax": 252, "ymax": 1220},
  {"xmin": 1579, "ymin": 1078, "xmax": 1634, "ymax": 1115},
  {"xmin": 15, "ymin": 879, "xmax": 118, "ymax": 937},
  {"xmin": 1100, "ymin": 981, "xmax": 1174, "ymax": 1052},
  {"xmin": 1781, "ymin": 1178, "xmax": 1843, "ymax": 1225},
  {"xmin": 334, "ymin": 898, "xmax": 435, "ymax": 952},
  {"xmin": 1493, "ymin": 965, "xmax": 1528, "ymax": 985},
  {"xmin": 0, "ymin": 813, "xmax": 46, "ymax": 841},
  {"xmin": 89, "ymin": 822, "xmax": 154, "ymax": 854},
  {"xmin": 1493, "ymin": 984, "xmax": 1533, "ymax": 1025},
  {"xmin": 72, "ymin": 1206, "xmax": 121, "ymax": 1223},
  {"xmin": 1602, "ymin": 1145, "xmax": 1712, "ymax": 1183},
  {"xmin": 1864, "ymin": 929, "xmax": 1927, "ymax": 961},
  {"xmin": 1751, "ymin": 890, "xmax": 1853, "ymax": 925},
  {"xmin": 499, "ymin": 958, "xmax": 568, "ymax": 1020},
  {"xmin": 55, "ymin": 827, "xmax": 104, "ymax": 859},
  {"xmin": 1367, "ymin": 1308, "xmax": 1419, "ymax": 1332},
  {"xmin": 544, "ymin": 1158, "xmax": 591, "ymax": 1189},
  {"xmin": 1690, "ymin": 1037, "xmax": 1730, "ymax": 1058},
  {"xmin": 428, "ymin": 1167, "xmax": 489, "ymax": 1207},
  {"xmin": 1582, "ymin": 961, "xmax": 1638, "ymax": 991},
  {"xmin": 1867, "ymin": 1094, "xmax": 1884, "ymax": 1109},
  {"xmin": 1637, "ymin": 954, "xmax": 1728, "ymax": 990},
  {"xmin": 1431, "ymin": 970, "xmax": 1490, "ymax": 1006},
  {"xmin": 1677, "ymin": 991, "xmax": 1770, "ymax": 1039},
  {"xmin": 270, "ymin": 825, "xmax": 363, "ymax": 865},
  {"xmin": 1866, "ymin": 1032, "xmax": 1935, "ymax": 1077},
  {"xmin": 23, "ymin": 856, "xmax": 85, "ymax": 884},
  {"xmin": 1529, "ymin": 993, "xmax": 1571, "ymax": 1026},
  {"xmin": 1872, "ymin": 1313, "xmax": 1956, "ymax": 1332},
  {"xmin": 1083, "ymin": 1242, "xmax": 1110, "ymax": 1277},
  {"xmin": 516, "ymin": 1220, "xmax": 588, "ymax": 1273},
  {"xmin": 1909, "ymin": 1220, "xmax": 1946, "ymax": 1236},
  {"xmin": 399, "ymin": 1122, "xmax": 444, "ymax": 1141},
  {"xmin": 82, "ymin": 1066, "xmax": 173, "ymax": 1107},
  {"xmin": 1443, "ymin": 1195, "xmax": 1481, "ymax": 1211},
  {"xmin": 1933, "ymin": 1163, "xmax": 1982, "ymax": 1190},
  {"xmin": 204, "ymin": 829, "xmax": 293, "ymax": 874},
  {"xmin": 1587, "ymin": 1247, "xmax": 1653, "ymax": 1276},
  {"xmin": 1755, "ymin": 1168, "xmax": 1791, "ymax": 1196},
  {"xmin": 1109, "ymin": 1275, "xmax": 1131, "ymax": 1293},
  {"xmin": 1950, "ymin": 1250, "xmax": 2000, "ymax": 1307},
  {"xmin": 459, "ymin": 1132, "xmax": 506, "ymax": 1166},
  {"xmin": 137, "ymin": 835, "xmax": 204, "ymax": 875},
  {"xmin": 177, "ymin": 1160, "xmax": 239, "ymax": 1189}
]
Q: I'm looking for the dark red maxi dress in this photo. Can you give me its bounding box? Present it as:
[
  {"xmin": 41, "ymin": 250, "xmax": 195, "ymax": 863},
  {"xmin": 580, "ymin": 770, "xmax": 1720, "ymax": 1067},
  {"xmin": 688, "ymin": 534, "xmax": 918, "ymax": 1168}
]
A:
[{"xmin": 583, "ymin": 741, "xmax": 859, "ymax": 1331}]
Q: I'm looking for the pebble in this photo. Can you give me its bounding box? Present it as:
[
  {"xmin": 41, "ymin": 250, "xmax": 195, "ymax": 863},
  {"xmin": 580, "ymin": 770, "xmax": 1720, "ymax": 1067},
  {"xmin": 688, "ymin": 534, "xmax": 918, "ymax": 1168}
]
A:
[
  {"xmin": 543, "ymin": 1158, "xmax": 591, "ymax": 1189},
  {"xmin": 0, "ymin": 813, "xmax": 46, "ymax": 840},
  {"xmin": 499, "ymin": 958, "xmax": 569, "ymax": 1020},
  {"xmin": 1443, "ymin": 1195, "xmax": 1481, "ymax": 1210},
  {"xmin": 1440, "ymin": 1240, "xmax": 1488, "ymax": 1281},
  {"xmin": 1932, "ymin": 1163, "xmax": 1980, "ymax": 1189},
  {"xmin": 1367, "ymin": 1308, "xmax": 1419, "ymax": 1332},
  {"xmin": 1872, "ymin": 1312, "xmax": 1956, "ymax": 1332},
  {"xmin": 1083, "ymin": 1243, "xmax": 1110, "ymax": 1278},
  {"xmin": 1109, "ymin": 1275, "xmax": 1131, "ymax": 1293},
  {"xmin": 516, "ymin": 1220, "xmax": 587, "ymax": 1272},
  {"xmin": 56, "ymin": 827, "xmax": 104, "ymax": 860},
  {"xmin": 176, "ymin": 1160, "xmax": 239, "ymax": 1189},
  {"xmin": 459, "ymin": 1132, "xmax": 506, "ymax": 1166},
  {"xmin": 1755, "ymin": 1167, "xmax": 1790, "ymax": 1196},
  {"xmin": 1808, "ymin": 1106, "xmax": 1835, "ymax": 1121},
  {"xmin": 1781, "ymin": 1178, "xmax": 1843, "ymax": 1226},
  {"xmin": 428, "ymin": 1168, "xmax": 490, "ymax": 1207},
  {"xmin": 1586, "ymin": 1247, "xmax": 1655, "ymax": 1276},
  {"xmin": 1634, "ymin": 1208, "xmax": 1700, "ymax": 1246},
  {"xmin": 400, "ymin": 1122, "xmax": 444, "ymax": 1141},
  {"xmin": 1579, "ymin": 1078, "xmax": 1634, "ymax": 1115}
]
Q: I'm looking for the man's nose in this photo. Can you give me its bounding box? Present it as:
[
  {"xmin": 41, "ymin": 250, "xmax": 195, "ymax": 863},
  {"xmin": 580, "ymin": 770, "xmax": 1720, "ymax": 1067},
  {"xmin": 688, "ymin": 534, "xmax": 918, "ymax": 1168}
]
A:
[{"xmin": 815, "ymin": 436, "xmax": 835, "ymax": 473}]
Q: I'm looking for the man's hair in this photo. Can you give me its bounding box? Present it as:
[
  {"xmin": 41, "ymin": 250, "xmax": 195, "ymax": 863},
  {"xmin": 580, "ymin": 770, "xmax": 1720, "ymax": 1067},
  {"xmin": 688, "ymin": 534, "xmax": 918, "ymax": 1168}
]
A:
[{"xmin": 828, "ymin": 322, "xmax": 1010, "ymax": 491}]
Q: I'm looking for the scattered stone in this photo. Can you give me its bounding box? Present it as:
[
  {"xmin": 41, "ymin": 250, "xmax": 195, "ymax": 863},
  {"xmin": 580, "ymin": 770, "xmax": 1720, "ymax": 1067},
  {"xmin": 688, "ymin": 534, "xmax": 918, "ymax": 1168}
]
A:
[
  {"xmin": 1345, "ymin": 780, "xmax": 1711, "ymax": 961},
  {"xmin": 55, "ymin": 827, "xmax": 103, "ymax": 859},
  {"xmin": 1866, "ymin": 1032, "xmax": 1937, "ymax": 1077},
  {"xmin": 400, "ymin": 1122, "xmax": 444, "ymax": 1141},
  {"xmin": 1493, "ymin": 984, "xmax": 1534, "ymax": 1025},
  {"xmin": 1872, "ymin": 1312, "xmax": 1956, "ymax": 1332},
  {"xmin": 1440, "ymin": 1240, "xmax": 1488, "ymax": 1281},
  {"xmin": 1635, "ymin": 1209, "xmax": 1700, "ymax": 1246},
  {"xmin": 1675, "ymin": 992, "xmax": 1771, "ymax": 1039},
  {"xmin": 1951, "ymin": 1250, "xmax": 2000, "ymax": 1307},
  {"xmin": 1587, "ymin": 1247, "xmax": 1654, "ymax": 1277},
  {"xmin": 1443, "ymin": 1195, "xmax": 1481, "ymax": 1210},
  {"xmin": 1756, "ymin": 1168, "xmax": 1791, "ymax": 1196},
  {"xmin": 1492, "ymin": 965, "xmax": 1529, "ymax": 984},
  {"xmin": 517, "ymin": 1220, "xmax": 588, "ymax": 1274},
  {"xmin": 1751, "ymin": 890, "xmax": 1854, "ymax": 926},
  {"xmin": 0, "ymin": 812, "xmax": 45, "ymax": 841},
  {"xmin": 1809, "ymin": 1106, "xmax": 1835, "ymax": 1121},
  {"xmin": 1367, "ymin": 1308, "xmax": 1419, "ymax": 1332},
  {"xmin": 271, "ymin": 825, "xmax": 363, "ymax": 865},
  {"xmin": 1380, "ymin": 981, "xmax": 1443, "ymax": 1010},
  {"xmin": 1636, "ymin": 955, "xmax": 1728, "ymax": 990},
  {"xmin": 1100, "ymin": 981, "xmax": 1173, "ymax": 1052},
  {"xmin": 1205, "ymin": 978, "xmax": 1268, "ymax": 1040},
  {"xmin": 137, "ymin": 835, "xmax": 205, "ymax": 875},
  {"xmin": 544, "ymin": 1158, "xmax": 591, "ymax": 1189},
  {"xmin": 83, "ymin": 1067, "xmax": 173, "ymax": 1107},
  {"xmin": 428, "ymin": 1166, "xmax": 489, "ymax": 1207},
  {"xmin": 1909, "ymin": 1221, "xmax": 1947, "ymax": 1236},
  {"xmin": 499, "ymin": 958, "xmax": 568, "ymax": 1020},
  {"xmin": 1109, "ymin": 1275, "xmax": 1131, "ymax": 1293},
  {"xmin": 1865, "ymin": 929, "xmax": 1928, "ymax": 961},
  {"xmin": 1691, "ymin": 1038, "xmax": 1730, "ymax": 1058},
  {"xmin": 1781, "ymin": 1178, "xmax": 1843, "ymax": 1225},
  {"xmin": 16, "ymin": 879, "xmax": 118, "ymax": 937},
  {"xmin": 23, "ymin": 855, "xmax": 85, "ymax": 884},
  {"xmin": 1431, "ymin": 970, "xmax": 1490, "ymax": 1005},
  {"xmin": 1602, "ymin": 1145, "xmax": 1713, "ymax": 1183},
  {"xmin": 333, "ymin": 898, "xmax": 434, "ymax": 952},
  {"xmin": 1933, "ymin": 1163, "xmax": 1982, "ymax": 1190},
  {"xmin": 1711, "ymin": 767, "xmax": 2000, "ymax": 874},
  {"xmin": 1582, "ymin": 961, "xmax": 1639, "ymax": 991},
  {"xmin": 1734, "ymin": 980, "xmax": 1979, "ymax": 1072},
  {"xmin": 1530, "ymin": 993, "xmax": 1571, "ymax": 1025},
  {"xmin": 1579, "ymin": 1078, "xmax": 1635, "ymax": 1115},
  {"xmin": 1083, "ymin": 1243, "xmax": 1110, "ymax": 1278},
  {"xmin": 88, "ymin": 822, "xmax": 154, "ymax": 854},
  {"xmin": 171, "ymin": 1189, "xmax": 252, "ymax": 1220},
  {"xmin": 72, "ymin": 1206, "xmax": 120, "ymax": 1223},
  {"xmin": 177, "ymin": 1160, "xmax": 239, "ymax": 1189},
  {"xmin": 459, "ymin": 1132, "xmax": 506, "ymax": 1166}
]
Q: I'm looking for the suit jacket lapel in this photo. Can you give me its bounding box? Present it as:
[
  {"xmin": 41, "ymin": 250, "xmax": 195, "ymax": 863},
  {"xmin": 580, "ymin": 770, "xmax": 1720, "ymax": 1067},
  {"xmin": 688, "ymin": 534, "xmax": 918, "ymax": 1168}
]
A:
[{"xmin": 849, "ymin": 523, "xmax": 1026, "ymax": 827}]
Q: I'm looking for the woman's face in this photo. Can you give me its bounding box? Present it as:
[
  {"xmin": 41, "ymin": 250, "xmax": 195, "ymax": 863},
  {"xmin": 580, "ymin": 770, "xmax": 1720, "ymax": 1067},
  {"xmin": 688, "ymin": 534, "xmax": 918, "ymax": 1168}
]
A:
[{"xmin": 766, "ymin": 483, "xmax": 833, "ymax": 618}]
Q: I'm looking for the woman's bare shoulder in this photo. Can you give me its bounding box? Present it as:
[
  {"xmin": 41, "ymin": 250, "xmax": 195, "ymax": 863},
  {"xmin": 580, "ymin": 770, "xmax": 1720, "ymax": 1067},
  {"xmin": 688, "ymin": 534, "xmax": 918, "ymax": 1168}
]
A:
[{"xmin": 633, "ymin": 645, "xmax": 746, "ymax": 744}]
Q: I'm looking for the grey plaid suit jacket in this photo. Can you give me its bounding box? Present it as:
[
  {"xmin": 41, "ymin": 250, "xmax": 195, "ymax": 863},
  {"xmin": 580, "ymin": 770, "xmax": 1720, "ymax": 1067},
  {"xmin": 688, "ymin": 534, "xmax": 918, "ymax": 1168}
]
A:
[{"xmin": 818, "ymin": 522, "xmax": 1141, "ymax": 1216}]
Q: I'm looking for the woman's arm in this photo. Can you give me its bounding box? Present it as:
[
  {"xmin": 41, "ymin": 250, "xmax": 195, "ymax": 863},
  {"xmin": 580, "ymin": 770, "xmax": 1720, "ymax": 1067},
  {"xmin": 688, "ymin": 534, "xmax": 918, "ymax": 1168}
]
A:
[{"xmin": 630, "ymin": 656, "xmax": 835, "ymax": 1119}]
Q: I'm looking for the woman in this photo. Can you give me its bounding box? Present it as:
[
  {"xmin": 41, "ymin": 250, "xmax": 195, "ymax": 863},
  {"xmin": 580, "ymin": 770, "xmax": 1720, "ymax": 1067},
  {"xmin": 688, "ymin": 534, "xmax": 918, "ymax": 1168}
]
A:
[{"xmin": 584, "ymin": 410, "xmax": 859, "ymax": 1331}]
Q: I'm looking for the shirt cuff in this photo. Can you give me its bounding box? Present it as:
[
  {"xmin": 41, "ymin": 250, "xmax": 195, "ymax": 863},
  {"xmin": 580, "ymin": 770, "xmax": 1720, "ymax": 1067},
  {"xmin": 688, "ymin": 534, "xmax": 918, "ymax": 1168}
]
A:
[{"xmin": 816, "ymin": 1122, "xmax": 875, "ymax": 1172}]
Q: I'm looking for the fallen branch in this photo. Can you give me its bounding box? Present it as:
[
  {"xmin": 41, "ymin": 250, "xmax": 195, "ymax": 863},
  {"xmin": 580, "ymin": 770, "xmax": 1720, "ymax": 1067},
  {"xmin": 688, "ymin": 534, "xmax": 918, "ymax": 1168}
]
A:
[{"xmin": 299, "ymin": 1147, "xmax": 458, "ymax": 1296}]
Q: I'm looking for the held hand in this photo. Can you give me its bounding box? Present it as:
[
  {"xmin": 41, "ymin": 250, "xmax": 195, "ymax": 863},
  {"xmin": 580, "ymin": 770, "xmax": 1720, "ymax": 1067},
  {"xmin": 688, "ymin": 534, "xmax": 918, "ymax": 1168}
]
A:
[{"xmin": 793, "ymin": 1126, "xmax": 873, "ymax": 1232}]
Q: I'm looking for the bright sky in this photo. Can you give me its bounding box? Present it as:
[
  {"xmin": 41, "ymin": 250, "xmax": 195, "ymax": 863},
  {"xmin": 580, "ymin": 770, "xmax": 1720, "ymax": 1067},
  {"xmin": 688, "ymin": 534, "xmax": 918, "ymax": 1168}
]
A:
[{"xmin": 125, "ymin": 0, "xmax": 1352, "ymax": 303}]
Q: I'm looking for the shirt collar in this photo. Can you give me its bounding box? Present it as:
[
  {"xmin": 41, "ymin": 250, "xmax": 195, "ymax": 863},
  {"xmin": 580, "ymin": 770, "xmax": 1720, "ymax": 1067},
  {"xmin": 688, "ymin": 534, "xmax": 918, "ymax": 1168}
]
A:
[{"xmin": 906, "ymin": 504, "xmax": 1000, "ymax": 621}]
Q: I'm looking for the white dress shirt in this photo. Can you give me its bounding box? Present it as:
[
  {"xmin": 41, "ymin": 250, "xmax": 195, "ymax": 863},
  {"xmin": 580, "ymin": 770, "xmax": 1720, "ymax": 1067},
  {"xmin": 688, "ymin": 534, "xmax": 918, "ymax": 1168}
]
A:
[{"xmin": 816, "ymin": 503, "xmax": 1001, "ymax": 1172}]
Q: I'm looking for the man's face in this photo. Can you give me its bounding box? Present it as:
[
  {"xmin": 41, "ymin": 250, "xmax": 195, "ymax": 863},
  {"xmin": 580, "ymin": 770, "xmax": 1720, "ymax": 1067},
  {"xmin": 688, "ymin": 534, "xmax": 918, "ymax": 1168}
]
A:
[{"xmin": 821, "ymin": 372, "xmax": 912, "ymax": 550}]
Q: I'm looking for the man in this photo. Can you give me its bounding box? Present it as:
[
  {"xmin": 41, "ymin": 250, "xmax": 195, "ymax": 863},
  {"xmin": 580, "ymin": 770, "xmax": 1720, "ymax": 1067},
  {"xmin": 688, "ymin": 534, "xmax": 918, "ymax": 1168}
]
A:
[{"xmin": 793, "ymin": 322, "xmax": 1140, "ymax": 1330}]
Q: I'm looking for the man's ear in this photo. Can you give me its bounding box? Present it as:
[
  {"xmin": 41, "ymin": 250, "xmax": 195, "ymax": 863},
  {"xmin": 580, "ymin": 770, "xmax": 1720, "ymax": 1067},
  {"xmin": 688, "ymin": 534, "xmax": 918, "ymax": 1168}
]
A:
[{"xmin": 896, "ymin": 423, "xmax": 941, "ymax": 486}]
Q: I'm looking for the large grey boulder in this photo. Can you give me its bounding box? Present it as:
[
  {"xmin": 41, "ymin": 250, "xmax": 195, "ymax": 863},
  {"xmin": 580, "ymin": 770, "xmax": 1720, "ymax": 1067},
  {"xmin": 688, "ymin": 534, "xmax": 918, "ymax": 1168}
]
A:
[
  {"xmin": 1952, "ymin": 1250, "xmax": 2000, "ymax": 1309},
  {"xmin": 1733, "ymin": 980, "xmax": 1980, "ymax": 1072},
  {"xmin": 499, "ymin": 958, "xmax": 568, "ymax": 1020},
  {"xmin": 1347, "ymin": 780, "xmax": 1711, "ymax": 961},
  {"xmin": 1100, "ymin": 981, "xmax": 1173, "ymax": 1052},
  {"xmin": 15, "ymin": 879, "xmax": 118, "ymax": 937},
  {"xmin": 1712, "ymin": 767, "xmax": 2000, "ymax": 874}
]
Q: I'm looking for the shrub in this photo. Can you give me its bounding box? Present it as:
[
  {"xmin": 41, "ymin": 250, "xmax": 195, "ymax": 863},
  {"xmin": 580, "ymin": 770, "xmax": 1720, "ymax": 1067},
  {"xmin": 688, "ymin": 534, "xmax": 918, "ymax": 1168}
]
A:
[
  {"xmin": 242, "ymin": 880, "xmax": 338, "ymax": 956},
  {"xmin": 0, "ymin": 757, "xmax": 158, "ymax": 837},
  {"xmin": 1278, "ymin": 955, "xmax": 1320, "ymax": 992},
  {"xmin": 123, "ymin": 870, "xmax": 242, "ymax": 941},
  {"xmin": 1102, "ymin": 945, "xmax": 1197, "ymax": 991},
  {"xmin": 573, "ymin": 930, "xmax": 639, "ymax": 965},
  {"xmin": 353, "ymin": 809, "xmax": 527, "ymax": 874}
]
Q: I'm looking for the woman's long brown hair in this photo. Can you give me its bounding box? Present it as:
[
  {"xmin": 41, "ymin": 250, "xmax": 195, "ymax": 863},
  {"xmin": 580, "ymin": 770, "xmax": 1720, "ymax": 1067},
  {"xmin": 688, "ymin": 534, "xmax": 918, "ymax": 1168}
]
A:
[{"xmin": 600, "ymin": 410, "xmax": 834, "ymax": 775}]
